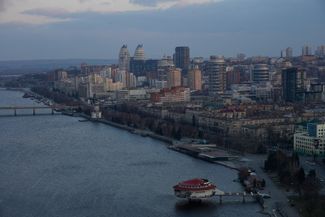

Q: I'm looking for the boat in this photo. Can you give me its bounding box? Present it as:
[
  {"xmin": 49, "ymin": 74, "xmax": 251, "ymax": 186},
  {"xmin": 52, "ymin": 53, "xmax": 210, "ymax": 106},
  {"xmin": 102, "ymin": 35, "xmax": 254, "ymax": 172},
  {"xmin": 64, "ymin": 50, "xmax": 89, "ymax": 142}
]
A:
[{"xmin": 173, "ymin": 178, "xmax": 216, "ymax": 199}]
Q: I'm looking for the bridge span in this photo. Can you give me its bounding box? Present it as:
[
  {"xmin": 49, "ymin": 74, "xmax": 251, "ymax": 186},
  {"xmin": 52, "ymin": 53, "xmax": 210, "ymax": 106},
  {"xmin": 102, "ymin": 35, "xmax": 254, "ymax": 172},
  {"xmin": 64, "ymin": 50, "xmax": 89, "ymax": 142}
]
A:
[{"xmin": 0, "ymin": 105, "xmax": 77, "ymax": 116}]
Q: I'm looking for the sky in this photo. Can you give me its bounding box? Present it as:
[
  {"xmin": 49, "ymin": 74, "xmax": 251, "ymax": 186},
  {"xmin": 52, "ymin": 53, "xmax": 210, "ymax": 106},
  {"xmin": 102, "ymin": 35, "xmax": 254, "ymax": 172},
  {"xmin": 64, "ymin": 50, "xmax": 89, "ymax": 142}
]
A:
[{"xmin": 0, "ymin": 0, "xmax": 324, "ymax": 60}]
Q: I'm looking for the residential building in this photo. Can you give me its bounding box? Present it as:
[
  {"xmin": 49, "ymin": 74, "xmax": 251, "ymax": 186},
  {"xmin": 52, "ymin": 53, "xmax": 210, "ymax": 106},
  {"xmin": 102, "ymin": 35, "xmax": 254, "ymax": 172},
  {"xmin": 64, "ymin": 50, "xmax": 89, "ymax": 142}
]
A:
[
  {"xmin": 150, "ymin": 87, "xmax": 190, "ymax": 103},
  {"xmin": 188, "ymin": 66, "xmax": 202, "ymax": 91},
  {"xmin": 167, "ymin": 68, "xmax": 181, "ymax": 88},
  {"xmin": 302, "ymin": 45, "xmax": 312, "ymax": 56},
  {"xmin": 118, "ymin": 45, "xmax": 130, "ymax": 71},
  {"xmin": 252, "ymin": 64, "xmax": 269, "ymax": 83},
  {"xmin": 294, "ymin": 123, "xmax": 325, "ymax": 156},
  {"xmin": 286, "ymin": 47, "xmax": 293, "ymax": 58},
  {"xmin": 207, "ymin": 55, "xmax": 226, "ymax": 95}
]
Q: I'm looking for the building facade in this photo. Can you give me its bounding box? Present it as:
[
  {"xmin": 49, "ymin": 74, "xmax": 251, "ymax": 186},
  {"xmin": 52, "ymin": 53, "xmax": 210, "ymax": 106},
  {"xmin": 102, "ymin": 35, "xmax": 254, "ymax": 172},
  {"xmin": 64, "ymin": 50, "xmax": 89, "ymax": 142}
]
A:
[
  {"xmin": 252, "ymin": 64, "xmax": 269, "ymax": 83},
  {"xmin": 167, "ymin": 68, "xmax": 182, "ymax": 88},
  {"xmin": 294, "ymin": 123, "xmax": 325, "ymax": 157},
  {"xmin": 175, "ymin": 46, "xmax": 190, "ymax": 71},
  {"xmin": 150, "ymin": 87, "xmax": 190, "ymax": 103},
  {"xmin": 118, "ymin": 45, "xmax": 130, "ymax": 71},
  {"xmin": 207, "ymin": 56, "xmax": 227, "ymax": 95},
  {"xmin": 188, "ymin": 66, "xmax": 202, "ymax": 91},
  {"xmin": 286, "ymin": 47, "xmax": 293, "ymax": 58},
  {"xmin": 302, "ymin": 45, "xmax": 312, "ymax": 56},
  {"xmin": 282, "ymin": 67, "xmax": 305, "ymax": 102}
]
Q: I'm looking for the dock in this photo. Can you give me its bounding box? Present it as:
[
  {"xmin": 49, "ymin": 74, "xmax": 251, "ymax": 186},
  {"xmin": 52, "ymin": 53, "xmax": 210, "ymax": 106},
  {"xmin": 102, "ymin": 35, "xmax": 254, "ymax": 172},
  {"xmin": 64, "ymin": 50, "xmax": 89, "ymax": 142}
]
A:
[{"xmin": 169, "ymin": 144, "xmax": 240, "ymax": 169}]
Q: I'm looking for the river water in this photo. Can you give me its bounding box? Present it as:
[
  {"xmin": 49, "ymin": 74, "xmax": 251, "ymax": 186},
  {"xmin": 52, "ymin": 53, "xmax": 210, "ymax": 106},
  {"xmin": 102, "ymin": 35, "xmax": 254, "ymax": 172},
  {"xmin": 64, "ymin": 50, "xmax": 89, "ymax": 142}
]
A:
[{"xmin": 0, "ymin": 90, "xmax": 264, "ymax": 217}]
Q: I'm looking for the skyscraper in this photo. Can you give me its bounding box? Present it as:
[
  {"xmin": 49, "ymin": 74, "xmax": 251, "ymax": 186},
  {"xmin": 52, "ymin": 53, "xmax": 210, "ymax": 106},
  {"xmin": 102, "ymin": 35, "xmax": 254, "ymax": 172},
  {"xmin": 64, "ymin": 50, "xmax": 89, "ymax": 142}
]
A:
[
  {"xmin": 130, "ymin": 44, "xmax": 146, "ymax": 76},
  {"xmin": 133, "ymin": 44, "xmax": 145, "ymax": 61},
  {"xmin": 207, "ymin": 56, "xmax": 226, "ymax": 95},
  {"xmin": 167, "ymin": 68, "xmax": 181, "ymax": 88},
  {"xmin": 282, "ymin": 67, "xmax": 305, "ymax": 102},
  {"xmin": 302, "ymin": 45, "xmax": 312, "ymax": 56},
  {"xmin": 252, "ymin": 64, "xmax": 269, "ymax": 83},
  {"xmin": 174, "ymin": 47, "xmax": 190, "ymax": 71},
  {"xmin": 286, "ymin": 47, "xmax": 293, "ymax": 58},
  {"xmin": 188, "ymin": 66, "xmax": 202, "ymax": 91},
  {"xmin": 118, "ymin": 45, "xmax": 130, "ymax": 71},
  {"xmin": 316, "ymin": 45, "xmax": 325, "ymax": 57}
]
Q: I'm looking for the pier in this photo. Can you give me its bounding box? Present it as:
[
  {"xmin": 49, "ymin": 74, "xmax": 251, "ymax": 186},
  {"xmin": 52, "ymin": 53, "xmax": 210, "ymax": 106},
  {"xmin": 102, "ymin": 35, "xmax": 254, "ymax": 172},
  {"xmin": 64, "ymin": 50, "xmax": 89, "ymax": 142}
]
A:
[
  {"xmin": 216, "ymin": 191, "xmax": 262, "ymax": 204},
  {"xmin": 173, "ymin": 178, "xmax": 265, "ymax": 208}
]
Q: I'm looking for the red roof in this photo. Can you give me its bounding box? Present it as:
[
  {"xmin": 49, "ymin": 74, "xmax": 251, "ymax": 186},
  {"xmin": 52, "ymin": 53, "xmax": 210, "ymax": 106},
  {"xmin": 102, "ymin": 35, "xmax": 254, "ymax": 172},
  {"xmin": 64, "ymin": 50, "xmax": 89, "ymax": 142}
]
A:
[
  {"xmin": 173, "ymin": 178, "xmax": 216, "ymax": 191},
  {"xmin": 180, "ymin": 178, "xmax": 206, "ymax": 186}
]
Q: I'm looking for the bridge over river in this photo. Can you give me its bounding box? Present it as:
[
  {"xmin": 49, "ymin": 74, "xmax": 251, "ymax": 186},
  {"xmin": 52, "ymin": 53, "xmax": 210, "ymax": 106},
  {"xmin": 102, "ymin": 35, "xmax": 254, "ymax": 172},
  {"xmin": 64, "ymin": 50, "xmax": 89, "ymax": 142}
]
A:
[{"xmin": 0, "ymin": 105, "xmax": 77, "ymax": 116}]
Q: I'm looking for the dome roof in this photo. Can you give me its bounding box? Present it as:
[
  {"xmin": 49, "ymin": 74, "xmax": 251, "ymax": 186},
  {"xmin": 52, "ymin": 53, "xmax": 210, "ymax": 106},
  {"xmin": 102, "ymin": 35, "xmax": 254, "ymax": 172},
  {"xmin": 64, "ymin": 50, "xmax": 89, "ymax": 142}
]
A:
[
  {"xmin": 119, "ymin": 44, "xmax": 130, "ymax": 58},
  {"xmin": 134, "ymin": 44, "xmax": 145, "ymax": 61},
  {"xmin": 118, "ymin": 44, "xmax": 130, "ymax": 71}
]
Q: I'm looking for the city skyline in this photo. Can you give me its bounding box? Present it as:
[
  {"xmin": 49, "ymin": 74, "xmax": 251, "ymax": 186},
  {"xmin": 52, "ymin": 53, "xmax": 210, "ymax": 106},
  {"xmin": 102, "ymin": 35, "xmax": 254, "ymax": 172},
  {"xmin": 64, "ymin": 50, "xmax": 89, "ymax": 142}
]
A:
[{"xmin": 0, "ymin": 0, "xmax": 325, "ymax": 60}]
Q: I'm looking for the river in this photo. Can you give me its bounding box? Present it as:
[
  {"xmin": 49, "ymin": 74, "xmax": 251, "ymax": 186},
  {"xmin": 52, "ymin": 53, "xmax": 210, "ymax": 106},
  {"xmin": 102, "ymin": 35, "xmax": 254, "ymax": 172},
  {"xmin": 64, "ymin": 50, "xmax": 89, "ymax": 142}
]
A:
[{"xmin": 0, "ymin": 89, "xmax": 264, "ymax": 217}]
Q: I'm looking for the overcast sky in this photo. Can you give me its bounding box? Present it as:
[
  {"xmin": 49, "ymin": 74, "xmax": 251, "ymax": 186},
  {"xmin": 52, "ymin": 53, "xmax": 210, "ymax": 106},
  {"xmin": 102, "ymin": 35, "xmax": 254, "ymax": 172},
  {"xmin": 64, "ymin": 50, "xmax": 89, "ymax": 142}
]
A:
[{"xmin": 0, "ymin": 0, "xmax": 324, "ymax": 60}]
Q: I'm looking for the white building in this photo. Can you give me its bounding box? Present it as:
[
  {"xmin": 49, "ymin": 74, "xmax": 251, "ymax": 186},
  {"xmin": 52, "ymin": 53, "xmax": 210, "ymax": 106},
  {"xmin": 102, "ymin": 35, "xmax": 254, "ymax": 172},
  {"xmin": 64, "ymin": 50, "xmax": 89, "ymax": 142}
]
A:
[
  {"xmin": 294, "ymin": 123, "xmax": 325, "ymax": 157},
  {"xmin": 117, "ymin": 89, "xmax": 149, "ymax": 101}
]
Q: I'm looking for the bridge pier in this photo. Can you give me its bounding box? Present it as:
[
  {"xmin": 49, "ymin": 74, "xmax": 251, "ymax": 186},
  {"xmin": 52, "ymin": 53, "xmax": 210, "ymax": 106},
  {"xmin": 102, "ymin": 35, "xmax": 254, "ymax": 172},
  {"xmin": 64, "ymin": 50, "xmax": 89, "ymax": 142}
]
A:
[
  {"xmin": 14, "ymin": 109, "xmax": 17, "ymax": 116},
  {"xmin": 33, "ymin": 108, "xmax": 36, "ymax": 116},
  {"xmin": 242, "ymin": 194, "xmax": 246, "ymax": 203},
  {"xmin": 51, "ymin": 109, "xmax": 54, "ymax": 115},
  {"xmin": 219, "ymin": 195, "xmax": 222, "ymax": 204}
]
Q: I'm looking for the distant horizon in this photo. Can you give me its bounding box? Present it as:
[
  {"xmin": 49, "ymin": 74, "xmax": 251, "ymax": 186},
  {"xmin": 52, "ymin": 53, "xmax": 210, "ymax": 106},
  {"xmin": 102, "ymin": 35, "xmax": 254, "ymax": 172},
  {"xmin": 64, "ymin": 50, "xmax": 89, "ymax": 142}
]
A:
[{"xmin": 0, "ymin": 45, "xmax": 323, "ymax": 62}]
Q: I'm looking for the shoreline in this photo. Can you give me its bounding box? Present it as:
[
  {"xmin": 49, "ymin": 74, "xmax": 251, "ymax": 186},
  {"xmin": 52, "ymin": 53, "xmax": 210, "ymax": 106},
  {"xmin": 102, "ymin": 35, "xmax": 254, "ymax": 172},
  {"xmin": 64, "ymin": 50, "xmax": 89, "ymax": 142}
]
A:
[
  {"xmin": 74, "ymin": 113, "xmax": 243, "ymax": 171},
  {"xmin": 77, "ymin": 113, "xmax": 175, "ymax": 145}
]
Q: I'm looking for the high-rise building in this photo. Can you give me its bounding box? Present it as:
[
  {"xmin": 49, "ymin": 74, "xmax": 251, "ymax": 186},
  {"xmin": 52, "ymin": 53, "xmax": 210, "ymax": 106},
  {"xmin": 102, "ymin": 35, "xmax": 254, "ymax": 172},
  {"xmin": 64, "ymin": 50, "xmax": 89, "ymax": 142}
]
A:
[
  {"xmin": 118, "ymin": 45, "xmax": 130, "ymax": 71},
  {"xmin": 174, "ymin": 46, "xmax": 190, "ymax": 71},
  {"xmin": 226, "ymin": 70, "xmax": 241, "ymax": 89},
  {"xmin": 302, "ymin": 45, "xmax": 312, "ymax": 56},
  {"xmin": 130, "ymin": 58, "xmax": 145, "ymax": 76},
  {"xmin": 252, "ymin": 64, "xmax": 269, "ymax": 83},
  {"xmin": 282, "ymin": 67, "xmax": 305, "ymax": 102},
  {"xmin": 188, "ymin": 66, "xmax": 202, "ymax": 91},
  {"xmin": 117, "ymin": 70, "xmax": 127, "ymax": 88},
  {"xmin": 316, "ymin": 45, "xmax": 325, "ymax": 57},
  {"xmin": 167, "ymin": 68, "xmax": 181, "ymax": 88},
  {"xmin": 286, "ymin": 47, "xmax": 293, "ymax": 58},
  {"xmin": 207, "ymin": 56, "xmax": 226, "ymax": 95},
  {"xmin": 130, "ymin": 45, "xmax": 146, "ymax": 76},
  {"xmin": 127, "ymin": 72, "xmax": 137, "ymax": 88},
  {"xmin": 133, "ymin": 44, "xmax": 145, "ymax": 61}
]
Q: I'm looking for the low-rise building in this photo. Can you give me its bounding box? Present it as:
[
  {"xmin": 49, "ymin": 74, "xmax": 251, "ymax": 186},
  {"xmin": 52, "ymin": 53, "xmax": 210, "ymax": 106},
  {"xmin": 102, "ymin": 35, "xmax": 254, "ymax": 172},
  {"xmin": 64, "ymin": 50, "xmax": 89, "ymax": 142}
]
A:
[
  {"xmin": 150, "ymin": 87, "xmax": 190, "ymax": 103},
  {"xmin": 294, "ymin": 123, "xmax": 325, "ymax": 156}
]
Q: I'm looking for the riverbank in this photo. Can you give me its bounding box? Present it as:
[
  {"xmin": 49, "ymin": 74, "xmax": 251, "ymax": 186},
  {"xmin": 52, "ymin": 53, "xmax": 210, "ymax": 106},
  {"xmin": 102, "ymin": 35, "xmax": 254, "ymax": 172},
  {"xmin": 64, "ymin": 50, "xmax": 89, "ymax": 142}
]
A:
[
  {"xmin": 76, "ymin": 113, "xmax": 175, "ymax": 145},
  {"xmin": 73, "ymin": 112, "xmax": 246, "ymax": 172}
]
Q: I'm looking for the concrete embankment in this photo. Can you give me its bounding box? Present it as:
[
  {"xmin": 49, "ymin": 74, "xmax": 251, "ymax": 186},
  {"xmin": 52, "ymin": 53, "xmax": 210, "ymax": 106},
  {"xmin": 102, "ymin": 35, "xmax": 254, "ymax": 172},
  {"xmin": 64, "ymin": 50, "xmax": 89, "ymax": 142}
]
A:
[
  {"xmin": 73, "ymin": 113, "xmax": 244, "ymax": 172},
  {"xmin": 77, "ymin": 114, "xmax": 174, "ymax": 145}
]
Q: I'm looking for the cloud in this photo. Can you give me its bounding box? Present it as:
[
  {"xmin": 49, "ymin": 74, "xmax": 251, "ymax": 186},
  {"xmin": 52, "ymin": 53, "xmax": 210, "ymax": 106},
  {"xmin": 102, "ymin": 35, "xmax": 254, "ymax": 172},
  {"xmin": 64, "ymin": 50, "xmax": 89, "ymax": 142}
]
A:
[
  {"xmin": 129, "ymin": 0, "xmax": 177, "ymax": 7},
  {"xmin": 0, "ymin": 0, "xmax": 7, "ymax": 12},
  {"xmin": 0, "ymin": 0, "xmax": 223, "ymax": 25},
  {"xmin": 22, "ymin": 8, "xmax": 73, "ymax": 19}
]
